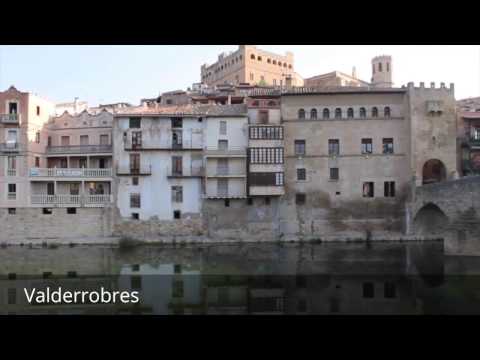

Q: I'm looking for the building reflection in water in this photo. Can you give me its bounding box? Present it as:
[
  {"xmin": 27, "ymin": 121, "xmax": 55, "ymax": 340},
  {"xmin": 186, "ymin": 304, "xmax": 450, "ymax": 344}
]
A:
[{"xmin": 1, "ymin": 241, "xmax": 480, "ymax": 315}]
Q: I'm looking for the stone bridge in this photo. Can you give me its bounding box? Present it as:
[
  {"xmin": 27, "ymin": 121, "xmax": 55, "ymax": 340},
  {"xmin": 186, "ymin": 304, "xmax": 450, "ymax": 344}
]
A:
[{"xmin": 409, "ymin": 176, "xmax": 480, "ymax": 255}]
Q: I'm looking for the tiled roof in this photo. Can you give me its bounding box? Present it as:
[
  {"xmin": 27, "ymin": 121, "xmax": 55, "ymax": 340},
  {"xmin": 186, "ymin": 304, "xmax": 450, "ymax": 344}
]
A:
[
  {"xmin": 282, "ymin": 86, "xmax": 406, "ymax": 95},
  {"xmin": 114, "ymin": 103, "xmax": 247, "ymax": 117}
]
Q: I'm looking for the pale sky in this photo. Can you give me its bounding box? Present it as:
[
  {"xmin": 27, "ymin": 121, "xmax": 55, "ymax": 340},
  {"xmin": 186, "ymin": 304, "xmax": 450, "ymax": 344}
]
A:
[{"xmin": 0, "ymin": 45, "xmax": 478, "ymax": 106}]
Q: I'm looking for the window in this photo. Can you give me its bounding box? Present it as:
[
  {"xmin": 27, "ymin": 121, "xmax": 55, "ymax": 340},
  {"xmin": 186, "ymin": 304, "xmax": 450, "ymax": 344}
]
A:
[
  {"xmin": 297, "ymin": 298, "xmax": 307, "ymax": 313},
  {"xmin": 249, "ymin": 148, "xmax": 284, "ymax": 164},
  {"xmin": 330, "ymin": 168, "xmax": 339, "ymax": 180},
  {"xmin": 384, "ymin": 106, "xmax": 391, "ymax": 118},
  {"xmin": 43, "ymin": 208, "xmax": 52, "ymax": 215},
  {"xmin": 378, "ymin": 63, "xmax": 382, "ymax": 72},
  {"xmin": 7, "ymin": 184, "xmax": 16, "ymax": 200},
  {"xmin": 273, "ymin": 60, "xmax": 277, "ymax": 65},
  {"xmin": 258, "ymin": 110, "xmax": 269, "ymax": 124},
  {"xmin": 166, "ymin": 99, "xmax": 173, "ymax": 105},
  {"xmin": 67, "ymin": 271, "xmax": 77, "ymax": 278},
  {"xmin": 172, "ymin": 186, "xmax": 183, "ymax": 203},
  {"xmin": 363, "ymin": 182, "xmax": 374, "ymax": 197},
  {"xmin": 129, "ymin": 117, "xmax": 141, "ymax": 128},
  {"xmin": 361, "ymin": 138, "xmax": 373, "ymax": 154},
  {"xmin": 217, "ymin": 179, "xmax": 228, "ymax": 197},
  {"xmin": 360, "ymin": 107, "xmax": 366, "ymax": 118},
  {"xmin": 267, "ymin": 58, "xmax": 271, "ymax": 63},
  {"xmin": 132, "ymin": 177, "xmax": 139, "ymax": 186},
  {"xmin": 323, "ymin": 108, "xmax": 330, "ymax": 119},
  {"xmin": 219, "ymin": 121, "xmax": 227, "ymax": 135},
  {"xmin": 310, "ymin": 109, "xmax": 317, "ymax": 119},
  {"xmin": 250, "ymin": 73, "xmax": 254, "ymax": 81},
  {"xmin": 260, "ymin": 76, "xmax": 265, "ymax": 82},
  {"xmin": 8, "ymin": 208, "xmax": 16, "ymax": 215},
  {"xmin": 250, "ymin": 54, "xmax": 255, "ymax": 59},
  {"xmin": 335, "ymin": 108, "xmax": 342, "ymax": 119},
  {"xmin": 80, "ymin": 135, "xmax": 88, "ymax": 146},
  {"xmin": 384, "ymin": 181, "xmax": 395, "ymax": 197},
  {"xmin": 47, "ymin": 136, "xmax": 52, "ymax": 147},
  {"xmin": 8, "ymin": 273, "xmax": 16, "ymax": 280},
  {"xmin": 264, "ymin": 197, "xmax": 270, "ymax": 205},
  {"xmin": 172, "ymin": 156, "xmax": 183, "ymax": 176},
  {"xmin": 328, "ymin": 139, "xmax": 340, "ymax": 155},
  {"xmin": 247, "ymin": 198, "xmax": 253, "ymax": 206},
  {"xmin": 296, "ymin": 193, "xmax": 306, "ymax": 205},
  {"xmin": 131, "ymin": 213, "xmax": 139, "ymax": 220},
  {"xmin": 8, "ymin": 288, "xmax": 16, "ymax": 305},
  {"xmin": 67, "ymin": 207, "xmax": 77, "ymax": 214},
  {"xmin": 372, "ymin": 107, "xmax": 378, "ymax": 118},
  {"xmin": 384, "ymin": 282, "xmax": 396, "ymax": 298},
  {"xmin": 249, "ymin": 172, "xmax": 284, "ymax": 186},
  {"xmin": 174, "ymin": 264, "xmax": 182, "ymax": 274},
  {"xmin": 173, "ymin": 210, "xmax": 181, "ymax": 219},
  {"xmin": 347, "ymin": 108, "xmax": 354, "ymax": 118},
  {"xmin": 35, "ymin": 157, "xmax": 40, "ymax": 167},
  {"xmin": 363, "ymin": 282, "xmax": 375, "ymax": 298},
  {"xmin": 382, "ymin": 138, "xmax": 394, "ymax": 154},
  {"xmin": 294, "ymin": 140, "xmax": 306, "ymax": 156},
  {"xmin": 35, "ymin": 131, "xmax": 40, "ymax": 143},
  {"xmin": 8, "ymin": 102, "xmax": 18, "ymax": 114},
  {"xmin": 372, "ymin": 63, "xmax": 375, "ymax": 74},
  {"xmin": 298, "ymin": 109, "xmax": 305, "ymax": 119},
  {"xmin": 130, "ymin": 154, "xmax": 140, "ymax": 172},
  {"xmin": 7, "ymin": 156, "xmax": 16, "ymax": 175},
  {"xmin": 224, "ymin": 199, "xmax": 230, "ymax": 207},
  {"xmin": 36, "ymin": 106, "xmax": 40, "ymax": 116},
  {"xmin": 297, "ymin": 168, "xmax": 306, "ymax": 181},
  {"xmin": 43, "ymin": 272, "xmax": 52, "ymax": 279},
  {"xmin": 130, "ymin": 193, "xmax": 141, "ymax": 208},
  {"xmin": 61, "ymin": 136, "xmax": 70, "ymax": 146}
]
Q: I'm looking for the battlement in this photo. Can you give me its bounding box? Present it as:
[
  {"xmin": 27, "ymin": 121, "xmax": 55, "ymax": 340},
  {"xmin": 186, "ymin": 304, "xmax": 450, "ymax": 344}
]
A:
[
  {"xmin": 405, "ymin": 82, "xmax": 454, "ymax": 92},
  {"xmin": 372, "ymin": 55, "xmax": 392, "ymax": 61}
]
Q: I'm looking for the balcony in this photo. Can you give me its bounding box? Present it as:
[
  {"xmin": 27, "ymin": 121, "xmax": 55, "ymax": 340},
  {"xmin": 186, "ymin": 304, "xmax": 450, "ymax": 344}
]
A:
[
  {"xmin": 31, "ymin": 194, "xmax": 113, "ymax": 207},
  {"xmin": 206, "ymin": 169, "xmax": 246, "ymax": 178},
  {"xmin": 0, "ymin": 114, "xmax": 19, "ymax": 124},
  {"xmin": 29, "ymin": 168, "xmax": 113, "ymax": 178},
  {"xmin": 205, "ymin": 188, "xmax": 247, "ymax": 199},
  {"xmin": 249, "ymin": 185, "xmax": 285, "ymax": 196},
  {"xmin": 205, "ymin": 147, "xmax": 246, "ymax": 158},
  {"xmin": 167, "ymin": 166, "xmax": 204, "ymax": 178},
  {"xmin": 0, "ymin": 142, "xmax": 20, "ymax": 152},
  {"xmin": 46, "ymin": 144, "xmax": 112, "ymax": 155},
  {"xmin": 116, "ymin": 164, "xmax": 152, "ymax": 176}
]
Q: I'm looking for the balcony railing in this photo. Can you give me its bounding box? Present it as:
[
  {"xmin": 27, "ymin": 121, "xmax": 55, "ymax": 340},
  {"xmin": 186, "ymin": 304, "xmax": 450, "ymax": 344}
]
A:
[
  {"xmin": 0, "ymin": 114, "xmax": 19, "ymax": 124},
  {"xmin": 206, "ymin": 169, "xmax": 246, "ymax": 177},
  {"xmin": 167, "ymin": 166, "xmax": 204, "ymax": 177},
  {"xmin": 116, "ymin": 164, "xmax": 152, "ymax": 176},
  {"xmin": 7, "ymin": 169, "xmax": 16, "ymax": 177},
  {"xmin": 29, "ymin": 168, "xmax": 113, "ymax": 178},
  {"xmin": 0, "ymin": 142, "xmax": 20, "ymax": 152},
  {"xmin": 31, "ymin": 194, "xmax": 113, "ymax": 206},
  {"xmin": 46, "ymin": 144, "xmax": 112, "ymax": 154},
  {"xmin": 205, "ymin": 147, "xmax": 246, "ymax": 157}
]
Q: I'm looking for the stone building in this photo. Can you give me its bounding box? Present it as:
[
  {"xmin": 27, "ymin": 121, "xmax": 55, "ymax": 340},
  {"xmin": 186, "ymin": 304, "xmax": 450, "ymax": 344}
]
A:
[{"xmin": 201, "ymin": 45, "xmax": 303, "ymax": 87}]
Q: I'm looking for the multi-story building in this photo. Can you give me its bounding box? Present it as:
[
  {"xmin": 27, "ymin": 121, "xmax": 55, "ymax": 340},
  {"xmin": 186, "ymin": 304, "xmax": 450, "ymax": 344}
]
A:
[
  {"xmin": 201, "ymin": 45, "xmax": 303, "ymax": 87},
  {"xmin": 279, "ymin": 82, "xmax": 457, "ymax": 239},
  {"xmin": 458, "ymin": 111, "xmax": 480, "ymax": 176}
]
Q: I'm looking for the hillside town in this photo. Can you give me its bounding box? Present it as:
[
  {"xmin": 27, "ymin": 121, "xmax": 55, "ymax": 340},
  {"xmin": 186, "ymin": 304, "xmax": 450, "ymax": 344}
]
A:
[{"xmin": 0, "ymin": 45, "xmax": 479, "ymax": 255}]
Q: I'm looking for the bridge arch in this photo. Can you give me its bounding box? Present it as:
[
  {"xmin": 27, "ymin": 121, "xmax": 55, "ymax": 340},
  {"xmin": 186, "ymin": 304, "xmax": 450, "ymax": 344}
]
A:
[
  {"xmin": 422, "ymin": 159, "xmax": 446, "ymax": 185},
  {"xmin": 413, "ymin": 202, "xmax": 449, "ymax": 236}
]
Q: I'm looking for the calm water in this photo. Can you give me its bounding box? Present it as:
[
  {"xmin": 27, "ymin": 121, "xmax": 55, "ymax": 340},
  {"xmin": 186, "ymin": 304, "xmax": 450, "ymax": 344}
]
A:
[{"xmin": 1, "ymin": 240, "xmax": 480, "ymax": 315}]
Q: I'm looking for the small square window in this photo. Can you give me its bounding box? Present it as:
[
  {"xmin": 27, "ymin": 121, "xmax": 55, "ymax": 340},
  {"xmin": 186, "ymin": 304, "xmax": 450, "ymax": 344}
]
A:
[
  {"xmin": 67, "ymin": 207, "xmax": 77, "ymax": 214},
  {"xmin": 296, "ymin": 193, "xmax": 306, "ymax": 205},
  {"xmin": 43, "ymin": 208, "xmax": 53, "ymax": 215},
  {"xmin": 8, "ymin": 273, "xmax": 16, "ymax": 280},
  {"xmin": 174, "ymin": 264, "xmax": 182, "ymax": 274},
  {"xmin": 8, "ymin": 208, "xmax": 16, "ymax": 215},
  {"xmin": 132, "ymin": 264, "xmax": 140, "ymax": 272},
  {"xmin": 131, "ymin": 213, "xmax": 139, "ymax": 220},
  {"xmin": 129, "ymin": 117, "xmax": 141, "ymax": 128},
  {"xmin": 330, "ymin": 168, "xmax": 339, "ymax": 181},
  {"xmin": 173, "ymin": 210, "xmax": 181, "ymax": 219},
  {"xmin": 363, "ymin": 282, "xmax": 375, "ymax": 298},
  {"xmin": 132, "ymin": 177, "xmax": 139, "ymax": 186},
  {"xmin": 297, "ymin": 168, "xmax": 306, "ymax": 181},
  {"xmin": 224, "ymin": 199, "xmax": 230, "ymax": 207}
]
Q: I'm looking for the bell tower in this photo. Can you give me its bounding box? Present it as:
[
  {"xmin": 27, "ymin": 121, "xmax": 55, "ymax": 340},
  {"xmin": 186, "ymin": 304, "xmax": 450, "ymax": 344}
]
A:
[{"xmin": 371, "ymin": 55, "xmax": 392, "ymax": 88}]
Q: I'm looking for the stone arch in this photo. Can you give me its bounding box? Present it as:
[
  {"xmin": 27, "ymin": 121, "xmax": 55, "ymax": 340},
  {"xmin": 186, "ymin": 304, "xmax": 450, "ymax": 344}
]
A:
[
  {"xmin": 413, "ymin": 203, "xmax": 449, "ymax": 236},
  {"xmin": 422, "ymin": 159, "xmax": 446, "ymax": 185}
]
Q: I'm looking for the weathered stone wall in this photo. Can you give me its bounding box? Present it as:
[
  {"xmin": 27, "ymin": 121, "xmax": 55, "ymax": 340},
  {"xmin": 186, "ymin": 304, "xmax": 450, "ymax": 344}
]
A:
[{"xmin": 0, "ymin": 207, "xmax": 114, "ymax": 244}]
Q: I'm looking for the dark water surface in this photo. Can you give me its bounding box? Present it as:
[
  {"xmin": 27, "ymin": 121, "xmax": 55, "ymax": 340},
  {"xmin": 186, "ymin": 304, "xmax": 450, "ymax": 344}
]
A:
[{"xmin": 1, "ymin": 240, "xmax": 480, "ymax": 315}]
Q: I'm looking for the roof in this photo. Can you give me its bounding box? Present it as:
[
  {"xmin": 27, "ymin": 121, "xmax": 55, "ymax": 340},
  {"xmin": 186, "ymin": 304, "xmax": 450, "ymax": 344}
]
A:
[
  {"xmin": 459, "ymin": 111, "xmax": 480, "ymax": 119},
  {"xmin": 281, "ymin": 86, "xmax": 406, "ymax": 96},
  {"xmin": 304, "ymin": 71, "xmax": 370, "ymax": 86},
  {"xmin": 114, "ymin": 103, "xmax": 247, "ymax": 117}
]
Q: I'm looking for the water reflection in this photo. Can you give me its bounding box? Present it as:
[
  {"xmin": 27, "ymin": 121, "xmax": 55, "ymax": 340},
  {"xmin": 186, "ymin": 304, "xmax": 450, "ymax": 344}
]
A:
[{"xmin": 1, "ymin": 241, "xmax": 480, "ymax": 315}]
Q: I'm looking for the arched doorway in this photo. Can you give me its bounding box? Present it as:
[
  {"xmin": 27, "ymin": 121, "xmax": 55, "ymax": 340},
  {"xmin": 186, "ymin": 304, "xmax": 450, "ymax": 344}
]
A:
[
  {"xmin": 413, "ymin": 203, "xmax": 448, "ymax": 236},
  {"xmin": 422, "ymin": 159, "xmax": 446, "ymax": 184}
]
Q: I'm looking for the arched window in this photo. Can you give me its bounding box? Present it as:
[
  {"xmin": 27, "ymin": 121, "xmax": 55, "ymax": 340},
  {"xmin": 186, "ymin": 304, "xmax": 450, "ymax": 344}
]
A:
[
  {"xmin": 335, "ymin": 108, "xmax": 342, "ymax": 119},
  {"xmin": 288, "ymin": 64, "xmax": 292, "ymax": 69},
  {"xmin": 298, "ymin": 109, "xmax": 305, "ymax": 119},
  {"xmin": 278, "ymin": 61, "xmax": 282, "ymax": 66},
  {"xmin": 323, "ymin": 108, "xmax": 330, "ymax": 119},
  {"xmin": 257, "ymin": 56, "xmax": 262, "ymax": 61},
  {"xmin": 310, "ymin": 109, "xmax": 317, "ymax": 119},
  {"xmin": 360, "ymin": 107, "xmax": 366, "ymax": 118},
  {"xmin": 283, "ymin": 63, "xmax": 287, "ymax": 67},
  {"xmin": 378, "ymin": 63, "xmax": 382, "ymax": 72},
  {"xmin": 384, "ymin": 106, "xmax": 391, "ymax": 118},
  {"xmin": 347, "ymin": 108, "xmax": 354, "ymax": 119},
  {"xmin": 372, "ymin": 107, "xmax": 378, "ymax": 118},
  {"xmin": 250, "ymin": 54, "xmax": 255, "ymax": 60},
  {"xmin": 267, "ymin": 58, "xmax": 271, "ymax": 63},
  {"xmin": 273, "ymin": 60, "xmax": 277, "ymax": 65}
]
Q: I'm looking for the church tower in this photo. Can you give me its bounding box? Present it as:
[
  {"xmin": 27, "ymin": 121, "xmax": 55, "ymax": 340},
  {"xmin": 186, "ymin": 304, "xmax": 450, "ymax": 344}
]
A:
[{"xmin": 371, "ymin": 55, "xmax": 393, "ymax": 88}]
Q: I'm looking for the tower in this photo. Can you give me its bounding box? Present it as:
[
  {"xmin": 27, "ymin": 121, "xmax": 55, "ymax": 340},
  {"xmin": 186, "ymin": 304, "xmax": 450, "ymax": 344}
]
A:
[{"xmin": 371, "ymin": 55, "xmax": 392, "ymax": 88}]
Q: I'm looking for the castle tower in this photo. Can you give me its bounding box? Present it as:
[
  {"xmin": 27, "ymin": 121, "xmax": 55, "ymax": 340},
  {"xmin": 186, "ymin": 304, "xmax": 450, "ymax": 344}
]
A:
[{"xmin": 371, "ymin": 55, "xmax": 393, "ymax": 88}]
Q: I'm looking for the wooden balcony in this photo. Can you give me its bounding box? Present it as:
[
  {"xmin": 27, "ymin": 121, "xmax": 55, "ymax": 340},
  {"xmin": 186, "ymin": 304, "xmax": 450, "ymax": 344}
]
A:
[
  {"xmin": 29, "ymin": 168, "xmax": 113, "ymax": 178},
  {"xmin": 46, "ymin": 144, "xmax": 112, "ymax": 155},
  {"xmin": 31, "ymin": 194, "xmax": 113, "ymax": 207}
]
